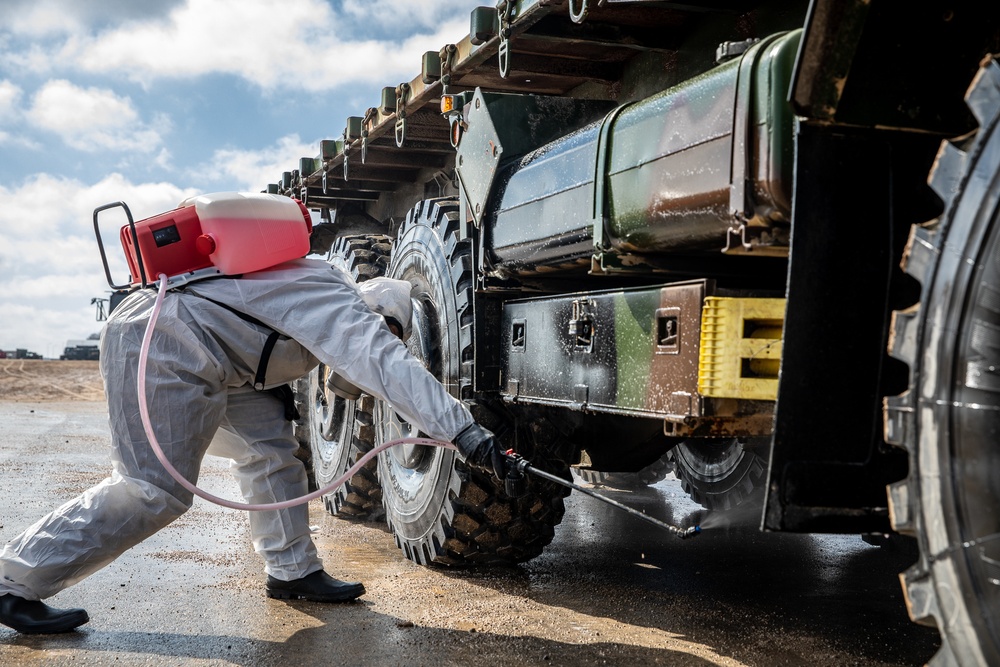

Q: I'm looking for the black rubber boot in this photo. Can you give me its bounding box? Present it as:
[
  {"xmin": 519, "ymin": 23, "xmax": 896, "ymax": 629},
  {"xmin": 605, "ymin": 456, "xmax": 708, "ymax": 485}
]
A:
[
  {"xmin": 265, "ymin": 570, "xmax": 365, "ymax": 602},
  {"xmin": 0, "ymin": 594, "xmax": 89, "ymax": 634}
]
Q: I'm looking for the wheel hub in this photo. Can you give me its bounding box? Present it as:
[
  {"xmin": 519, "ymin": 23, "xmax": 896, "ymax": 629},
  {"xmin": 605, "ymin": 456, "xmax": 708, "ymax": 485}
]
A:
[{"xmin": 312, "ymin": 365, "xmax": 348, "ymax": 459}]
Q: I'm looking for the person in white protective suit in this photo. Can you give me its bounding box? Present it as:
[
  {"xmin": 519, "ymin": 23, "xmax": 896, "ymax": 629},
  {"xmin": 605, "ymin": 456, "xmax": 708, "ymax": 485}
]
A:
[{"xmin": 0, "ymin": 258, "xmax": 504, "ymax": 634}]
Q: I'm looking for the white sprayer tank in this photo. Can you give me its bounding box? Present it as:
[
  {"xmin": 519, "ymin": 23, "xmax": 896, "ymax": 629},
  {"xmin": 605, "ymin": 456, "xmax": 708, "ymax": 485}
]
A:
[{"xmin": 179, "ymin": 192, "xmax": 312, "ymax": 275}]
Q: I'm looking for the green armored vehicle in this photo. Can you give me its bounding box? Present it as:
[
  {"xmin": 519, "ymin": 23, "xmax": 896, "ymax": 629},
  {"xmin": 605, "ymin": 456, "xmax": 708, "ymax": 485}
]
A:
[{"xmin": 271, "ymin": 1, "xmax": 1000, "ymax": 663}]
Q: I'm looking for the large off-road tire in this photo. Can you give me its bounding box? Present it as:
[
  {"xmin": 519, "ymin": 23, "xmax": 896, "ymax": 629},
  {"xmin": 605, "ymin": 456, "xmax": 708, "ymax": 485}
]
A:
[
  {"xmin": 296, "ymin": 234, "xmax": 391, "ymax": 518},
  {"xmin": 377, "ymin": 198, "xmax": 570, "ymax": 566},
  {"xmin": 669, "ymin": 438, "xmax": 767, "ymax": 511},
  {"xmin": 885, "ymin": 57, "xmax": 1000, "ymax": 667}
]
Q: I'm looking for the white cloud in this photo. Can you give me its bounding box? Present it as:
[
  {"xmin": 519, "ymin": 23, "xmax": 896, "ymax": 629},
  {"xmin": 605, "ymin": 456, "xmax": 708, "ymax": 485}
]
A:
[
  {"xmin": 0, "ymin": 132, "xmax": 42, "ymax": 150},
  {"xmin": 0, "ymin": 172, "xmax": 198, "ymax": 259},
  {"xmin": 341, "ymin": 0, "xmax": 477, "ymax": 26},
  {"xmin": 27, "ymin": 80, "xmax": 168, "ymax": 152},
  {"xmin": 70, "ymin": 0, "xmax": 335, "ymax": 88},
  {"xmin": 2, "ymin": 1, "xmax": 182, "ymax": 38},
  {"xmin": 189, "ymin": 134, "xmax": 317, "ymax": 192},
  {"xmin": 0, "ymin": 173, "xmax": 199, "ymax": 357},
  {"xmin": 0, "ymin": 43, "xmax": 57, "ymax": 76},
  {"xmin": 0, "ymin": 80, "xmax": 22, "ymax": 120},
  {"xmin": 153, "ymin": 148, "xmax": 173, "ymax": 171},
  {"xmin": 5, "ymin": 0, "xmax": 476, "ymax": 92},
  {"xmin": 0, "ymin": 80, "xmax": 41, "ymax": 149},
  {"xmin": 3, "ymin": 3, "xmax": 85, "ymax": 37}
]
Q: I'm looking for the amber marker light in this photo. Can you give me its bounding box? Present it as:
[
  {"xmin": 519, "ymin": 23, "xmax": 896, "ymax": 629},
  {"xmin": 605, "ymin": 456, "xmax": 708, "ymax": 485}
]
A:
[{"xmin": 440, "ymin": 94, "xmax": 460, "ymax": 114}]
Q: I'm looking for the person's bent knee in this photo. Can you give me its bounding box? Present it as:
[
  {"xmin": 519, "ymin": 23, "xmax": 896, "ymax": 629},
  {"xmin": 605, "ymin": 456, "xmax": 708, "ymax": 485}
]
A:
[{"xmin": 101, "ymin": 473, "xmax": 194, "ymax": 529}]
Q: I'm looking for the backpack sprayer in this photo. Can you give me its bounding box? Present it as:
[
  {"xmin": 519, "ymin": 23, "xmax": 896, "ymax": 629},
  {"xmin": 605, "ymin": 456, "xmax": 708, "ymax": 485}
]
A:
[
  {"xmin": 93, "ymin": 192, "xmax": 314, "ymax": 290},
  {"xmin": 93, "ymin": 193, "xmax": 699, "ymax": 540}
]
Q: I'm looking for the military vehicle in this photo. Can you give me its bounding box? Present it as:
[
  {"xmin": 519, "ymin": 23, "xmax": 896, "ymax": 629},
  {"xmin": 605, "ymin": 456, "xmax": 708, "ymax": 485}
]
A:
[
  {"xmin": 59, "ymin": 336, "xmax": 100, "ymax": 361},
  {"xmin": 270, "ymin": 1, "xmax": 1000, "ymax": 663}
]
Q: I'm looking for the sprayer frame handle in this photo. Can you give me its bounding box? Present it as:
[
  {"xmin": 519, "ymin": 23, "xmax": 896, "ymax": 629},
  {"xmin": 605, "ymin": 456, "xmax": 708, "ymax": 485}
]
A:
[{"xmin": 94, "ymin": 200, "xmax": 146, "ymax": 290}]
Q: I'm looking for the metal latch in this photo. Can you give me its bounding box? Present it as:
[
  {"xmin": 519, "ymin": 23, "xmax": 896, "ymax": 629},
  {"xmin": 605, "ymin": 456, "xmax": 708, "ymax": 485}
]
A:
[
  {"xmin": 361, "ymin": 107, "xmax": 378, "ymax": 164},
  {"xmin": 569, "ymin": 297, "xmax": 595, "ymax": 351},
  {"xmin": 716, "ymin": 38, "xmax": 760, "ymax": 64},
  {"xmin": 394, "ymin": 83, "xmax": 410, "ymax": 148},
  {"xmin": 496, "ymin": 0, "xmax": 515, "ymax": 78}
]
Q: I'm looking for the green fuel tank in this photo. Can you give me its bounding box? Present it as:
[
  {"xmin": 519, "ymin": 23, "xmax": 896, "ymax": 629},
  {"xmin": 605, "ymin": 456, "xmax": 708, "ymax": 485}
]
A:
[{"xmin": 465, "ymin": 30, "xmax": 800, "ymax": 275}]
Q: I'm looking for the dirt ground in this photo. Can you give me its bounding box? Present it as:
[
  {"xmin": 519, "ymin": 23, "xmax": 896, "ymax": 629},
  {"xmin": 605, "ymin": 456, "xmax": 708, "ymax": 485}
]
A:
[{"xmin": 0, "ymin": 359, "xmax": 105, "ymax": 402}]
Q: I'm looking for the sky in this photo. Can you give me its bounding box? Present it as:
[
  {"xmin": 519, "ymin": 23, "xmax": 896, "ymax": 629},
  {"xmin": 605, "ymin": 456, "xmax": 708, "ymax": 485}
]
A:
[{"xmin": 0, "ymin": 0, "xmax": 479, "ymax": 359}]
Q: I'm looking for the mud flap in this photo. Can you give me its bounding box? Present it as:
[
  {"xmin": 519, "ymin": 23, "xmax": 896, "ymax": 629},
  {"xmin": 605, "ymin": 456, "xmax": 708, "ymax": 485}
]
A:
[{"xmin": 763, "ymin": 121, "xmax": 936, "ymax": 533}]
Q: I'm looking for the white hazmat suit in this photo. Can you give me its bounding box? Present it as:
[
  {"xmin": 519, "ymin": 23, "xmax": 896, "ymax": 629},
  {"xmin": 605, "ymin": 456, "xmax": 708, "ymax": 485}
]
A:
[{"xmin": 0, "ymin": 258, "xmax": 474, "ymax": 601}]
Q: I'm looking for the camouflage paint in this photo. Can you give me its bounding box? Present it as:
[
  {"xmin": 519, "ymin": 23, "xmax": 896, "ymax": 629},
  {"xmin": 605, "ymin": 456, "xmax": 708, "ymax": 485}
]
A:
[
  {"xmin": 612, "ymin": 289, "xmax": 658, "ymax": 411},
  {"xmin": 484, "ymin": 31, "xmax": 801, "ymax": 274},
  {"xmin": 606, "ymin": 31, "xmax": 800, "ymax": 250},
  {"xmin": 502, "ymin": 281, "xmax": 707, "ymax": 420}
]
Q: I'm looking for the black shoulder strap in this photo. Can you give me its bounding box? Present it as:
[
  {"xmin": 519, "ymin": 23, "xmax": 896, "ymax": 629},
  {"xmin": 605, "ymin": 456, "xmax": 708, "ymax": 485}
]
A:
[
  {"xmin": 256, "ymin": 331, "xmax": 281, "ymax": 391},
  {"xmin": 177, "ymin": 290, "xmax": 300, "ymax": 421},
  {"xmin": 193, "ymin": 294, "xmax": 271, "ymax": 330}
]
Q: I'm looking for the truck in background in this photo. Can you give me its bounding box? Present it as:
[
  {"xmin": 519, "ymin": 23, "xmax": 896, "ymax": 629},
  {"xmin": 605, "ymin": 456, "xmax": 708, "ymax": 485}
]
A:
[
  {"xmin": 4, "ymin": 349, "xmax": 43, "ymax": 360},
  {"xmin": 264, "ymin": 2, "xmax": 1000, "ymax": 663},
  {"xmin": 59, "ymin": 336, "xmax": 100, "ymax": 361}
]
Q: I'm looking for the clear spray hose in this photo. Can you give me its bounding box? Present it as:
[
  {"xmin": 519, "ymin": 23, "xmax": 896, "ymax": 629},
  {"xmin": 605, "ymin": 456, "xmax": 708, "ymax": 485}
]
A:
[{"xmin": 137, "ymin": 272, "xmax": 457, "ymax": 512}]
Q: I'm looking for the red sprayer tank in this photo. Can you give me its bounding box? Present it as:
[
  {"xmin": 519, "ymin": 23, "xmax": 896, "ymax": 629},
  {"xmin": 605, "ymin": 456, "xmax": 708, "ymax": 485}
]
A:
[{"xmin": 120, "ymin": 192, "xmax": 312, "ymax": 285}]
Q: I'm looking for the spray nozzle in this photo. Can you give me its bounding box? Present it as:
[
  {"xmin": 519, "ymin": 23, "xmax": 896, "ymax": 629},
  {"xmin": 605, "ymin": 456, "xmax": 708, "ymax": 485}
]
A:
[
  {"xmin": 675, "ymin": 525, "xmax": 701, "ymax": 540},
  {"xmin": 503, "ymin": 449, "xmax": 530, "ymax": 498}
]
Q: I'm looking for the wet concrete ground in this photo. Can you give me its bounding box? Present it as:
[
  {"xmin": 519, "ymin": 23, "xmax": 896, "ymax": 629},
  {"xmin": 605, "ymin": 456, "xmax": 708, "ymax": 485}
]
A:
[{"xmin": 0, "ymin": 401, "xmax": 940, "ymax": 666}]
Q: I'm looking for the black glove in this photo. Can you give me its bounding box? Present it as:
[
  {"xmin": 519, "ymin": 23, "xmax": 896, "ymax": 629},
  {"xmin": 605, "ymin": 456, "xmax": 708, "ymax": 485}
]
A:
[{"xmin": 453, "ymin": 422, "xmax": 506, "ymax": 479}]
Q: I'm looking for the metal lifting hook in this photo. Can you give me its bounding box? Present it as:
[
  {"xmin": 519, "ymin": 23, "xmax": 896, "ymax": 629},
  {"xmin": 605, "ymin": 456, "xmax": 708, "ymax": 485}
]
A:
[{"xmin": 501, "ymin": 450, "xmax": 701, "ymax": 540}]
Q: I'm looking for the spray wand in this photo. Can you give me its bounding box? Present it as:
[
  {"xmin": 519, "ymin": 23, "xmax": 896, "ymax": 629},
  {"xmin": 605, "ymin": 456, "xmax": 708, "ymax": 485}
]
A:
[{"xmin": 502, "ymin": 451, "xmax": 700, "ymax": 540}]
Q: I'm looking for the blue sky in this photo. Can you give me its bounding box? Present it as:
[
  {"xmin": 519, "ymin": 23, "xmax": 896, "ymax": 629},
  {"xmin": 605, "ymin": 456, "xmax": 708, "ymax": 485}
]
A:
[{"xmin": 0, "ymin": 0, "xmax": 478, "ymax": 358}]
